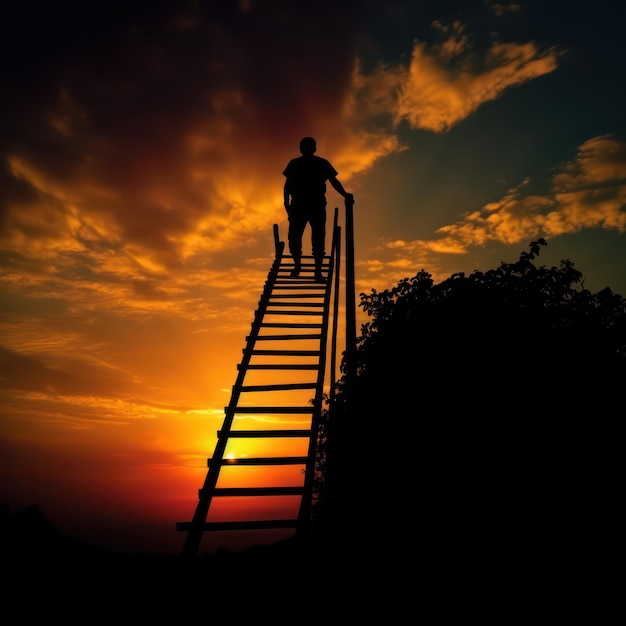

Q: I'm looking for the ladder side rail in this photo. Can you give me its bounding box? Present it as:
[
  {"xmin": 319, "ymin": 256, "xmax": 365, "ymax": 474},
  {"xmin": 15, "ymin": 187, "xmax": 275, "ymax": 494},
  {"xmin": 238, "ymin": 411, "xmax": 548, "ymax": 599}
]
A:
[
  {"xmin": 297, "ymin": 208, "xmax": 339, "ymax": 533},
  {"xmin": 330, "ymin": 221, "xmax": 341, "ymax": 403},
  {"xmin": 181, "ymin": 233, "xmax": 285, "ymax": 558},
  {"xmin": 273, "ymin": 223, "xmax": 281, "ymax": 260},
  {"xmin": 344, "ymin": 196, "xmax": 357, "ymax": 375}
]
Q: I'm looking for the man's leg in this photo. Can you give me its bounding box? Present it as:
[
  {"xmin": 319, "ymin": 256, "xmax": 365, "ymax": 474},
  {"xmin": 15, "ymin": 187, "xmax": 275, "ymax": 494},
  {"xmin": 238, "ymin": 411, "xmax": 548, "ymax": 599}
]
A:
[
  {"xmin": 287, "ymin": 211, "xmax": 307, "ymax": 277},
  {"xmin": 310, "ymin": 207, "xmax": 327, "ymax": 282}
]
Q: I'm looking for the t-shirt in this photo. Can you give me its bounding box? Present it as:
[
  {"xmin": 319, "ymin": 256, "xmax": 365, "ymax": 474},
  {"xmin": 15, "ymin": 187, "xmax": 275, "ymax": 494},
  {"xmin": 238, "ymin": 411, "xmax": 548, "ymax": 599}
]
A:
[{"xmin": 283, "ymin": 155, "xmax": 338, "ymax": 207}]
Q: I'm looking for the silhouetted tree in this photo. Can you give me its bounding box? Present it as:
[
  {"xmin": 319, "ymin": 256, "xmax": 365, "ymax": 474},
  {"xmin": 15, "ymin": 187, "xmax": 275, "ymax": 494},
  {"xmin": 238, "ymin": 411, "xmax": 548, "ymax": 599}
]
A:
[{"xmin": 314, "ymin": 239, "xmax": 625, "ymax": 576}]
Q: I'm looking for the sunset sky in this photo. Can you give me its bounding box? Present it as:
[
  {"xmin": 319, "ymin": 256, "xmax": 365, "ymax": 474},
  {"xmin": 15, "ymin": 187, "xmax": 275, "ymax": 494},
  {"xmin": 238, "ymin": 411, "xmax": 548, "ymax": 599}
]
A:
[{"xmin": 2, "ymin": 0, "xmax": 625, "ymax": 555}]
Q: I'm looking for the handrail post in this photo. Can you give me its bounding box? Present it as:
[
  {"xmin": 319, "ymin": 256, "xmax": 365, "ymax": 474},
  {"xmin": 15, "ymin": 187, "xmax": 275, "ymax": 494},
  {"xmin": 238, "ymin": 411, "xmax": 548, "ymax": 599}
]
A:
[
  {"xmin": 344, "ymin": 196, "xmax": 356, "ymax": 375},
  {"xmin": 273, "ymin": 223, "xmax": 280, "ymax": 260}
]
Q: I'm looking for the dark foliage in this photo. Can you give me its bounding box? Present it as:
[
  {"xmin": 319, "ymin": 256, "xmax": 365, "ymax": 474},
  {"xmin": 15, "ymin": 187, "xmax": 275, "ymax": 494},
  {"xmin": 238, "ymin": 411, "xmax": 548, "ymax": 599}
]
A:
[
  {"xmin": 346, "ymin": 238, "xmax": 624, "ymax": 398},
  {"xmin": 313, "ymin": 239, "xmax": 625, "ymax": 576}
]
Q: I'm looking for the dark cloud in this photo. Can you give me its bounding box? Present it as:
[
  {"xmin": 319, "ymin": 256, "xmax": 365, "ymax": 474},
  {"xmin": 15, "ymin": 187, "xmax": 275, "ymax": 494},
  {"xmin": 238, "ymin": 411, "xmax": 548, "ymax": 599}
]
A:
[
  {"xmin": 0, "ymin": 344, "xmax": 135, "ymax": 396},
  {"xmin": 2, "ymin": 0, "xmax": 364, "ymax": 156},
  {"xmin": 1, "ymin": 0, "xmax": 370, "ymax": 262}
]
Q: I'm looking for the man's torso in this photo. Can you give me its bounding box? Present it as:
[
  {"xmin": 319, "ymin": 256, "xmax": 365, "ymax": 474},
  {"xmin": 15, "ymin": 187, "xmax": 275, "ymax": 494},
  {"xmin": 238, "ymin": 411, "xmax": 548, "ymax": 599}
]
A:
[{"xmin": 283, "ymin": 155, "xmax": 338, "ymax": 206}]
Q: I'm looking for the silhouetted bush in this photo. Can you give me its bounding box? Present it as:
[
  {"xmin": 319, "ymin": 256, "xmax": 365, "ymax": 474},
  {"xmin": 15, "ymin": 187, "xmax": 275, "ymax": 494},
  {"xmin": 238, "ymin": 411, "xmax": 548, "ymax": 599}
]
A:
[{"xmin": 314, "ymin": 239, "xmax": 625, "ymax": 571}]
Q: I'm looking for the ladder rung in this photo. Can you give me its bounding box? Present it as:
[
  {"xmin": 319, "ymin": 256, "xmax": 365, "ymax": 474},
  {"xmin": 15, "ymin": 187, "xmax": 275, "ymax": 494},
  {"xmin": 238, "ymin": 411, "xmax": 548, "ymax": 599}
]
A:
[
  {"xmin": 218, "ymin": 429, "xmax": 311, "ymax": 437},
  {"xmin": 272, "ymin": 286, "xmax": 328, "ymax": 291},
  {"xmin": 240, "ymin": 364, "xmax": 319, "ymax": 370},
  {"xmin": 249, "ymin": 349, "xmax": 320, "ymax": 356},
  {"xmin": 270, "ymin": 294, "xmax": 326, "ymax": 299},
  {"xmin": 226, "ymin": 406, "xmax": 313, "ymax": 414},
  {"xmin": 274, "ymin": 275, "xmax": 328, "ymax": 289},
  {"xmin": 278, "ymin": 267, "xmax": 328, "ymax": 272},
  {"xmin": 251, "ymin": 334, "xmax": 322, "ymax": 341},
  {"xmin": 209, "ymin": 456, "xmax": 308, "ymax": 466},
  {"xmin": 260, "ymin": 322, "xmax": 323, "ymax": 328},
  {"xmin": 264, "ymin": 310, "xmax": 323, "ymax": 316},
  {"xmin": 267, "ymin": 302, "xmax": 324, "ymax": 308},
  {"xmin": 275, "ymin": 273, "xmax": 328, "ymax": 277},
  {"xmin": 176, "ymin": 519, "xmax": 298, "ymax": 532},
  {"xmin": 283, "ymin": 255, "xmax": 330, "ymax": 260},
  {"xmin": 212, "ymin": 486, "xmax": 304, "ymax": 497},
  {"xmin": 240, "ymin": 382, "xmax": 317, "ymax": 392},
  {"xmin": 278, "ymin": 266, "xmax": 329, "ymax": 271}
]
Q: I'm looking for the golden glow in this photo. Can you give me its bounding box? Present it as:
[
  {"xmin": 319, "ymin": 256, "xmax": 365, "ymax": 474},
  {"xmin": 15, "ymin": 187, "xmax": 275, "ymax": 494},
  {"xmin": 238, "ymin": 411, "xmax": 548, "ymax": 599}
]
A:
[{"xmin": 2, "ymin": 5, "xmax": 622, "ymax": 556}]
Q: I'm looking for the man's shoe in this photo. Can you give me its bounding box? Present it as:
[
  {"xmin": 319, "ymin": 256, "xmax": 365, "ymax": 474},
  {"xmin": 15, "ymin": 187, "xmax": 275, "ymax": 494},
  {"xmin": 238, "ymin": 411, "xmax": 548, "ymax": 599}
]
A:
[
  {"xmin": 290, "ymin": 257, "xmax": 301, "ymax": 277},
  {"xmin": 314, "ymin": 273, "xmax": 326, "ymax": 283}
]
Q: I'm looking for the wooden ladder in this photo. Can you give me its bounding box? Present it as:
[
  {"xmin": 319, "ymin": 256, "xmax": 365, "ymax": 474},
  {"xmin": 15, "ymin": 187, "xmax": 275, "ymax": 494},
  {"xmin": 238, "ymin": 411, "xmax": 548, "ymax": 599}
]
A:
[{"xmin": 177, "ymin": 217, "xmax": 339, "ymax": 557}]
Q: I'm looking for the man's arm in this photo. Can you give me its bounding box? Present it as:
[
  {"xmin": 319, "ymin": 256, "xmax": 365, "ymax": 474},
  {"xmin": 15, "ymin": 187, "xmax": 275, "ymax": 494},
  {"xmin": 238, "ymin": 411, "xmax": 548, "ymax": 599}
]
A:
[{"xmin": 329, "ymin": 176, "xmax": 353, "ymax": 201}]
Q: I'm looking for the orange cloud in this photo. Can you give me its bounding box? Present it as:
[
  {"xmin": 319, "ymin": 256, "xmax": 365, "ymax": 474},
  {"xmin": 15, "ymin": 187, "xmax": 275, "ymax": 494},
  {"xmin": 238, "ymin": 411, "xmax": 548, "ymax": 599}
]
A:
[
  {"xmin": 350, "ymin": 19, "xmax": 561, "ymax": 134},
  {"xmin": 395, "ymin": 28, "xmax": 562, "ymax": 132},
  {"xmin": 372, "ymin": 135, "xmax": 626, "ymax": 280}
]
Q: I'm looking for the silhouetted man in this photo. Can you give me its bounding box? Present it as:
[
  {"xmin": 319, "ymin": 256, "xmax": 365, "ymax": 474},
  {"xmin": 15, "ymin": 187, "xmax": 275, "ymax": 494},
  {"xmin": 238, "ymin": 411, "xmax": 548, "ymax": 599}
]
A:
[{"xmin": 283, "ymin": 137, "xmax": 353, "ymax": 282}]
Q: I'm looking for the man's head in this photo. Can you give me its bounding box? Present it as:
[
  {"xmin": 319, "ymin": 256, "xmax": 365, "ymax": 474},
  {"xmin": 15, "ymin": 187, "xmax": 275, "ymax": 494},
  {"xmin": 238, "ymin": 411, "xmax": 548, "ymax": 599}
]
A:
[{"xmin": 299, "ymin": 137, "xmax": 317, "ymax": 155}]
